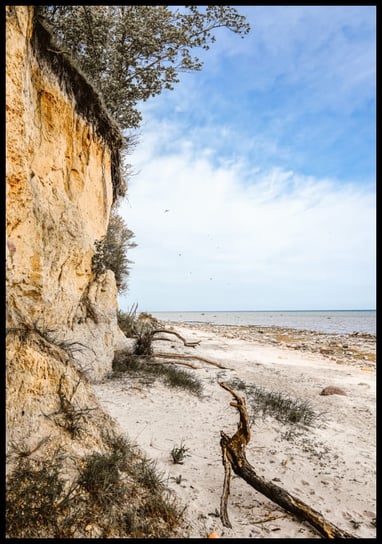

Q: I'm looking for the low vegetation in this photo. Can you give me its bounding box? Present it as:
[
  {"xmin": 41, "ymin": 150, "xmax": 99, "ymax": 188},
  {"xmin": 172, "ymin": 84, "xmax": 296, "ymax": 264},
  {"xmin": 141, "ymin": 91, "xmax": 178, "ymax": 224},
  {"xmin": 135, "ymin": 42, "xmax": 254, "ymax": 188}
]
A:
[
  {"xmin": 170, "ymin": 442, "xmax": 190, "ymax": 465},
  {"xmin": 6, "ymin": 323, "xmax": 187, "ymax": 538},
  {"xmin": 227, "ymin": 378, "xmax": 321, "ymax": 427},
  {"xmin": 112, "ymin": 349, "xmax": 203, "ymax": 397},
  {"xmin": 6, "ymin": 430, "xmax": 185, "ymax": 538},
  {"xmin": 115, "ymin": 306, "xmax": 204, "ymax": 396}
]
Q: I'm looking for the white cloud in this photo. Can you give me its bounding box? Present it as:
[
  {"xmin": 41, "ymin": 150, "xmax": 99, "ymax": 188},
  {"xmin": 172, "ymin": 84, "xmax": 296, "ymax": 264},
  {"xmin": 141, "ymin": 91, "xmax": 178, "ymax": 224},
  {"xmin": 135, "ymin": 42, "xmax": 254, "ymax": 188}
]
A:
[
  {"xmin": 117, "ymin": 6, "xmax": 375, "ymax": 312},
  {"xmin": 119, "ymin": 124, "xmax": 376, "ymax": 311}
]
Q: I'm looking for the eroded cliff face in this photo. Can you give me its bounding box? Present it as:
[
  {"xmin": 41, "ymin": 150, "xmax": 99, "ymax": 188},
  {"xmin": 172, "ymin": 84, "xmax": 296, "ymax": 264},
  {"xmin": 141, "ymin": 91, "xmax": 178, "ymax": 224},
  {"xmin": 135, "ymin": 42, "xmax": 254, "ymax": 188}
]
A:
[{"xmin": 6, "ymin": 6, "xmax": 129, "ymax": 381}]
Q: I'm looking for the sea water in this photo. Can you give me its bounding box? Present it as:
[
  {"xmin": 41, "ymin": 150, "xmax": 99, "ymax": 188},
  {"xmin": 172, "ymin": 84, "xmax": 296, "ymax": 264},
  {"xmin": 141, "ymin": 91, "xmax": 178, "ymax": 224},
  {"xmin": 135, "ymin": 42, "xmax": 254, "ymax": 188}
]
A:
[{"xmin": 150, "ymin": 310, "xmax": 376, "ymax": 335}]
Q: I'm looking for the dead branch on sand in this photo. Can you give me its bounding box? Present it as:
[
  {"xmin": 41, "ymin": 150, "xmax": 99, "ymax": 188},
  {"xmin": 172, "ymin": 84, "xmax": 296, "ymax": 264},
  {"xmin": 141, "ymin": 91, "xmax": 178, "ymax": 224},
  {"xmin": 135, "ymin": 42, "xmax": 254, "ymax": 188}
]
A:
[
  {"xmin": 146, "ymin": 357, "xmax": 200, "ymax": 369},
  {"xmin": 154, "ymin": 352, "xmax": 230, "ymax": 370},
  {"xmin": 151, "ymin": 329, "xmax": 201, "ymax": 347},
  {"xmin": 219, "ymin": 381, "xmax": 355, "ymax": 539}
]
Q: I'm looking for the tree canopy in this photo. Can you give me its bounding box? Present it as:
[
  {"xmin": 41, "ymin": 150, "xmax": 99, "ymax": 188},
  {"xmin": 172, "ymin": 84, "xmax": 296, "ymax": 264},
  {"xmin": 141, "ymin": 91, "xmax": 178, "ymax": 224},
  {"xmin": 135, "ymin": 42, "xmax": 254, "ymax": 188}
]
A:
[{"xmin": 40, "ymin": 5, "xmax": 250, "ymax": 129}]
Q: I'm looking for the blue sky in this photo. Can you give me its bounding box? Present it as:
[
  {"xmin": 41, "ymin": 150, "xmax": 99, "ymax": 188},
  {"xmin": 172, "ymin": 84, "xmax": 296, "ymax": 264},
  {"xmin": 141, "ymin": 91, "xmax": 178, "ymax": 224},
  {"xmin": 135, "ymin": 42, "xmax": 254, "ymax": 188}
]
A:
[{"xmin": 118, "ymin": 5, "xmax": 376, "ymax": 312}]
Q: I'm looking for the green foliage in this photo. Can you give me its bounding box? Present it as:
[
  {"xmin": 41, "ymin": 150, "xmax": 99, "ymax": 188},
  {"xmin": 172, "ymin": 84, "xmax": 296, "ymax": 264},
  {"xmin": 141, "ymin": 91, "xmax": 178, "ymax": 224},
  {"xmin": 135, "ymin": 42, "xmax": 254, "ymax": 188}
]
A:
[
  {"xmin": 91, "ymin": 211, "xmax": 137, "ymax": 293},
  {"xmin": 249, "ymin": 386, "xmax": 320, "ymax": 426},
  {"xmin": 117, "ymin": 304, "xmax": 139, "ymax": 337},
  {"xmin": 78, "ymin": 452, "xmax": 124, "ymax": 507},
  {"xmin": 91, "ymin": 238, "xmax": 106, "ymax": 277},
  {"xmin": 162, "ymin": 365, "xmax": 203, "ymax": 396},
  {"xmin": 39, "ymin": 5, "xmax": 250, "ymax": 129},
  {"xmin": 103, "ymin": 209, "xmax": 137, "ymax": 293},
  {"xmin": 43, "ymin": 376, "xmax": 96, "ymax": 438},
  {"xmin": 227, "ymin": 379, "xmax": 321, "ymax": 427},
  {"xmin": 135, "ymin": 458, "xmax": 166, "ymax": 492}
]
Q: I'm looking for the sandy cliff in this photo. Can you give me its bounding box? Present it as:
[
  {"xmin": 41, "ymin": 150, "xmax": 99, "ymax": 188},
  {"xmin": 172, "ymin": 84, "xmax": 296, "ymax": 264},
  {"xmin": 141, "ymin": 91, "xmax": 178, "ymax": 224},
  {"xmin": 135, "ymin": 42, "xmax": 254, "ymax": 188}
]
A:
[
  {"xmin": 6, "ymin": 3, "xmax": 127, "ymax": 487},
  {"xmin": 6, "ymin": 6, "xmax": 128, "ymax": 382}
]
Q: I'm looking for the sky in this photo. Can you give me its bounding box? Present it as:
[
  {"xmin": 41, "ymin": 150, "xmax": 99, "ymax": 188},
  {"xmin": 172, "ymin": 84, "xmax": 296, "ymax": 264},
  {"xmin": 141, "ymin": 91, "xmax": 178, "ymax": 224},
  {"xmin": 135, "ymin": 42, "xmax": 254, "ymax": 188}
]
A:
[{"xmin": 118, "ymin": 5, "xmax": 376, "ymax": 313}]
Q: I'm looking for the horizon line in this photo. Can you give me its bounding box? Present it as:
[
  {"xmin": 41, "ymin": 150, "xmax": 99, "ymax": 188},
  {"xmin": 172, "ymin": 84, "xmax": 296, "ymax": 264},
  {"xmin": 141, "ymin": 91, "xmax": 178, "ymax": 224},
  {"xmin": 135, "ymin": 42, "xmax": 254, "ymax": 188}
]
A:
[{"xmin": 146, "ymin": 308, "xmax": 376, "ymax": 313}]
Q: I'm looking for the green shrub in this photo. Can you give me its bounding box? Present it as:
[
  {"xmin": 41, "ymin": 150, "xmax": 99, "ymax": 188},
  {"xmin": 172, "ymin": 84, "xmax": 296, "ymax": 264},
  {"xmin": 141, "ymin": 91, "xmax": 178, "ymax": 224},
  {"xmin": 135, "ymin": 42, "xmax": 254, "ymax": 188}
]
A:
[{"xmin": 170, "ymin": 441, "xmax": 190, "ymax": 464}]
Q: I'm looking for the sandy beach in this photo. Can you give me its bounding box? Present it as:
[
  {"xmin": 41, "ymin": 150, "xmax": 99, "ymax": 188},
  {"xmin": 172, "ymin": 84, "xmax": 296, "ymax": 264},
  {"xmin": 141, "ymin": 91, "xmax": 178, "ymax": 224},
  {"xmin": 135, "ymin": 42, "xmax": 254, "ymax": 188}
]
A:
[{"xmin": 93, "ymin": 322, "xmax": 376, "ymax": 539}]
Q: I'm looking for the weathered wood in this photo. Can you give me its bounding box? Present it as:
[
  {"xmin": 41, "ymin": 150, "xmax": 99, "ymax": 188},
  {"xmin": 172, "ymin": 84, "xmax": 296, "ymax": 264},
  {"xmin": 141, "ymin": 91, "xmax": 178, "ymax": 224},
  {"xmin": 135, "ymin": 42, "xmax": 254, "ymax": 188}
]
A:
[
  {"xmin": 219, "ymin": 382, "xmax": 355, "ymax": 539},
  {"xmin": 220, "ymin": 441, "xmax": 233, "ymax": 528},
  {"xmin": 154, "ymin": 352, "xmax": 230, "ymax": 369},
  {"xmin": 152, "ymin": 329, "xmax": 201, "ymax": 347},
  {"xmin": 147, "ymin": 358, "xmax": 199, "ymax": 369}
]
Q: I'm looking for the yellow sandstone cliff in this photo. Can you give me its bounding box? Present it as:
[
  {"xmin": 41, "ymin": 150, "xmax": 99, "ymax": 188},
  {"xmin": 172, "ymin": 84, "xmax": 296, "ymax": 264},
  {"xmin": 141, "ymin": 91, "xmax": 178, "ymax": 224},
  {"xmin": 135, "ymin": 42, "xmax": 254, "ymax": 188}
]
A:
[
  {"xmin": 6, "ymin": 3, "xmax": 127, "ymax": 500},
  {"xmin": 6, "ymin": 5, "xmax": 129, "ymax": 381},
  {"xmin": 5, "ymin": 8, "xmax": 186, "ymax": 538}
]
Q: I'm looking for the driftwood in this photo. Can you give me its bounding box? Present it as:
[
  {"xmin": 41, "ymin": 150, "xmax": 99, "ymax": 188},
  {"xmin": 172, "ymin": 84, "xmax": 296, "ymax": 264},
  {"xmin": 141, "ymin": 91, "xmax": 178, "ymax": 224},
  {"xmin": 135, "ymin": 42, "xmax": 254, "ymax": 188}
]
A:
[
  {"xmin": 219, "ymin": 382, "xmax": 355, "ymax": 539},
  {"xmin": 151, "ymin": 329, "xmax": 201, "ymax": 347},
  {"xmin": 154, "ymin": 352, "xmax": 230, "ymax": 370},
  {"xmin": 146, "ymin": 358, "xmax": 199, "ymax": 369}
]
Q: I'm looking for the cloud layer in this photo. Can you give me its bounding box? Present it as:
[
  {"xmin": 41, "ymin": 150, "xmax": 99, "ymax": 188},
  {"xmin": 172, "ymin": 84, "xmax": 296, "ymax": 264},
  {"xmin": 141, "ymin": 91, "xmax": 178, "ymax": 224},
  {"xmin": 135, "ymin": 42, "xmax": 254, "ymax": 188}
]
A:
[
  {"xmin": 119, "ymin": 127, "xmax": 375, "ymax": 311},
  {"xmin": 117, "ymin": 6, "xmax": 376, "ymax": 312}
]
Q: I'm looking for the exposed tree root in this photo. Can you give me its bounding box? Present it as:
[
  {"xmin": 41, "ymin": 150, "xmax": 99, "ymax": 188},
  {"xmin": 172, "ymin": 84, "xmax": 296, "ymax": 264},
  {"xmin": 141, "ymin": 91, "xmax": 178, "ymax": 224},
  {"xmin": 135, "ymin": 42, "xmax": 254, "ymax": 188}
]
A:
[
  {"xmin": 219, "ymin": 382, "xmax": 355, "ymax": 539},
  {"xmin": 154, "ymin": 352, "xmax": 230, "ymax": 369},
  {"xmin": 152, "ymin": 329, "xmax": 201, "ymax": 347},
  {"xmin": 146, "ymin": 358, "xmax": 199, "ymax": 369}
]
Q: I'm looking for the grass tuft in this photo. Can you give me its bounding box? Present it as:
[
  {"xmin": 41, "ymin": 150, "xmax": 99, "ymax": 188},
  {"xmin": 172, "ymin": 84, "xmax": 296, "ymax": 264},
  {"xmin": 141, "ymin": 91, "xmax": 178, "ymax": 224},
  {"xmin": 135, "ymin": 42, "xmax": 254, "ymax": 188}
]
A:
[
  {"xmin": 6, "ymin": 430, "xmax": 186, "ymax": 538},
  {"xmin": 170, "ymin": 441, "xmax": 190, "ymax": 464},
  {"xmin": 112, "ymin": 350, "xmax": 203, "ymax": 397},
  {"xmin": 6, "ymin": 455, "xmax": 65, "ymax": 538},
  {"xmin": 227, "ymin": 379, "xmax": 320, "ymax": 427},
  {"xmin": 77, "ymin": 451, "xmax": 124, "ymax": 507}
]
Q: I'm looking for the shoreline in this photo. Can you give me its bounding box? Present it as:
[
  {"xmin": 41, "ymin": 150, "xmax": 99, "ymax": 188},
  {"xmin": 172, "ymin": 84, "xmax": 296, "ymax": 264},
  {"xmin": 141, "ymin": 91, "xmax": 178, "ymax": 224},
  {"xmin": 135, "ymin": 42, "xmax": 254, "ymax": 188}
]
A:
[
  {"xmin": 159, "ymin": 320, "xmax": 376, "ymax": 369},
  {"xmin": 93, "ymin": 321, "xmax": 376, "ymax": 538}
]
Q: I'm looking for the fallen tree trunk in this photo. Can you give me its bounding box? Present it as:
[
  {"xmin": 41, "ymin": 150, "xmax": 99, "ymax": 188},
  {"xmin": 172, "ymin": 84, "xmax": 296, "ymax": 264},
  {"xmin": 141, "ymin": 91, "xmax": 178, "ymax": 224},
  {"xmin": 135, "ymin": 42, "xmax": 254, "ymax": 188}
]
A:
[{"xmin": 219, "ymin": 382, "xmax": 355, "ymax": 539}]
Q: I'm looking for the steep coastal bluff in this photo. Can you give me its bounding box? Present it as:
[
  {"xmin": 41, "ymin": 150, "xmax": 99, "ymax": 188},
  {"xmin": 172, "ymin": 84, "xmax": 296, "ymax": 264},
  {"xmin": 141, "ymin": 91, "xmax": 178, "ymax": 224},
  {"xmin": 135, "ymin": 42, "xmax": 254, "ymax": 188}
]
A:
[
  {"xmin": 6, "ymin": 5, "xmax": 131, "ymax": 494},
  {"xmin": 6, "ymin": 6, "xmax": 129, "ymax": 382}
]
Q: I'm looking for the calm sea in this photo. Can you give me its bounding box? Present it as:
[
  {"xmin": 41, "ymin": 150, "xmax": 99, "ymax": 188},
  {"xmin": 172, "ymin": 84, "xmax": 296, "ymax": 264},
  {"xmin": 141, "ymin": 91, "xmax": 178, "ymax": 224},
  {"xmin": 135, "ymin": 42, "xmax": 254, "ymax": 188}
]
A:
[{"xmin": 151, "ymin": 310, "xmax": 376, "ymax": 335}]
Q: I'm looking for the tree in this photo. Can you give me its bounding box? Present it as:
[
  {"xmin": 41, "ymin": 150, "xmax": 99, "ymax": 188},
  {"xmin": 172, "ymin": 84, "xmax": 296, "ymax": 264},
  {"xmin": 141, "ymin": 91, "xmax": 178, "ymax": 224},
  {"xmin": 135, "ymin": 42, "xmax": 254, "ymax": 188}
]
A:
[
  {"xmin": 39, "ymin": 6, "xmax": 250, "ymax": 129},
  {"xmin": 103, "ymin": 209, "xmax": 137, "ymax": 293}
]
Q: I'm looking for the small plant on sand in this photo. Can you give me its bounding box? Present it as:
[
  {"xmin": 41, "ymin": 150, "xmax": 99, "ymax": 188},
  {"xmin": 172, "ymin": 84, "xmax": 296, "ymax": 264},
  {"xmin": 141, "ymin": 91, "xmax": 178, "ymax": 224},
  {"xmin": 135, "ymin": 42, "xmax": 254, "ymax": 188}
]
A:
[
  {"xmin": 170, "ymin": 441, "xmax": 190, "ymax": 465},
  {"xmin": 225, "ymin": 380, "xmax": 320, "ymax": 427},
  {"xmin": 162, "ymin": 365, "xmax": 203, "ymax": 397},
  {"xmin": 248, "ymin": 385, "xmax": 320, "ymax": 426}
]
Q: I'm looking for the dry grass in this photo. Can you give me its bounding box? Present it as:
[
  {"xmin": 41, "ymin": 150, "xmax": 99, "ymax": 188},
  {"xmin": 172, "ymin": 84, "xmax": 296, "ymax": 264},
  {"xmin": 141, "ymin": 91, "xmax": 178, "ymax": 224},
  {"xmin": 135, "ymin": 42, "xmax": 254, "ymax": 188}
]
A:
[
  {"xmin": 6, "ymin": 328, "xmax": 186, "ymax": 538},
  {"xmin": 112, "ymin": 349, "xmax": 203, "ymax": 397},
  {"xmin": 227, "ymin": 379, "xmax": 321, "ymax": 427},
  {"xmin": 6, "ymin": 429, "xmax": 186, "ymax": 538}
]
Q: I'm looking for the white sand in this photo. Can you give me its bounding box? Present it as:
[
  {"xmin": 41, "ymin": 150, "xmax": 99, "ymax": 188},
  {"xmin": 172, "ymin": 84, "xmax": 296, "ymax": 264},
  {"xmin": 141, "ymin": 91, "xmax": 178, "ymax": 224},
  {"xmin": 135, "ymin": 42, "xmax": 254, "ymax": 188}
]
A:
[{"xmin": 93, "ymin": 324, "xmax": 376, "ymax": 539}]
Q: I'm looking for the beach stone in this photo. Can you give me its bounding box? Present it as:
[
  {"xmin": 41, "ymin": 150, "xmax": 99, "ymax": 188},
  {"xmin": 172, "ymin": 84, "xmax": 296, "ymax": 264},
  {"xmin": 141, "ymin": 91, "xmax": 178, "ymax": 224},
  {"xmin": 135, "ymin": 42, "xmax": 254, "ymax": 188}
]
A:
[{"xmin": 319, "ymin": 386, "xmax": 347, "ymax": 396}]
